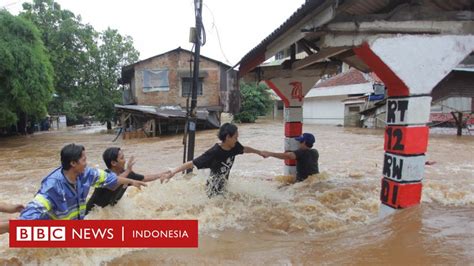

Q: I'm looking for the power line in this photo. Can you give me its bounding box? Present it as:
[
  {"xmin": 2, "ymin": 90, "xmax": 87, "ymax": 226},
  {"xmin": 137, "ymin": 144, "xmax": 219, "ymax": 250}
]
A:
[
  {"xmin": 0, "ymin": 0, "xmax": 22, "ymax": 10},
  {"xmin": 203, "ymin": 3, "xmax": 232, "ymax": 66}
]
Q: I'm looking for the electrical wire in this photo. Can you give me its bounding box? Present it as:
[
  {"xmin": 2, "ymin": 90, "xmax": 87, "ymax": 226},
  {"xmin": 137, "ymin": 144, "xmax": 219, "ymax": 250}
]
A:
[{"xmin": 203, "ymin": 3, "xmax": 232, "ymax": 65}]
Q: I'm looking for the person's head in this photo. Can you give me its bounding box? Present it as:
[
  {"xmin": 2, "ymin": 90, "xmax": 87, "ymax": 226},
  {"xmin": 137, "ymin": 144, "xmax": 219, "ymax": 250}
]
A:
[
  {"xmin": 218, "ymin": 123, "xmax": 239, "ymax": 147},
  {"xmin": 61, "ymin": 143, "xmax": 86, "ymax": 174},
  {"xmin": 295, "ymin": 133, "xmax": 315, "ymax": 149},
  {"xmin": 102, "ymin": 147, "xmax": 126, "ymax": 173}
]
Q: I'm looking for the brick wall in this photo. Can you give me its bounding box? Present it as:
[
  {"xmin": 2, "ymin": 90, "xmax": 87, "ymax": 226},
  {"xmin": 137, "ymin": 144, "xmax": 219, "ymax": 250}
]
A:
[{"xmin": 133, "ymin": 50, "xmax": 221, "ymax": 107}]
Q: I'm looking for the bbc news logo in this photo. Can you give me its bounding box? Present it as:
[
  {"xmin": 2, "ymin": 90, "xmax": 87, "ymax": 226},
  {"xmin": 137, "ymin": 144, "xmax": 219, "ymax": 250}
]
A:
[
  {"xmin": 16, "ymin": 226, "xmax": 66, "ymax": 241},
  {"xmin": 10, "ymin": 220, "xmax": 198, "ymax": 248}
]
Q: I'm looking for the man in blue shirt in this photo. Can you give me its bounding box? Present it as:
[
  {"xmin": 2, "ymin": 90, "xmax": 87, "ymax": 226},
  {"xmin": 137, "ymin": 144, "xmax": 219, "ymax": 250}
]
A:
[
  {"xmin": 262, "ymin": 133, "xmax": 319, "ymax": 182},
  {"xmin": 20, "ymin": 143, "xmax": 146, "ymax": 221}
]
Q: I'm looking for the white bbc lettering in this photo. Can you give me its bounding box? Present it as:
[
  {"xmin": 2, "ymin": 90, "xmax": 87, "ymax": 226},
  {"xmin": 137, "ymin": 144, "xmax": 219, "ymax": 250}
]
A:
[
  {"xmin": 50, "ymin": 226, "xmax": 66, "ymax": 241},
  {"xmin": 16, "ymin": 227, "xmax": 32, "ymax": 241},
  {"xmin": 16, "ymin": 226, "xmax": 66, "ymax": 241},
  {"xmin": 71, "ymin": 228, "xmax": 114, "ymax": 240},
  {"xmin": 33, "ymin": 227, "xmax": 49, "ymax": 241}
]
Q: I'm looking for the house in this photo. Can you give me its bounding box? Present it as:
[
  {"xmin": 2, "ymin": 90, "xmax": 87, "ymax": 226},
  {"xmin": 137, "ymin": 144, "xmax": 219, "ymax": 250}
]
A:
[
  {"xmin": 430, "ymin": 68, "xmax": 474, "ymax": 127},
  {"xmin": 303, "ymin": 68, "xmax": 381, "ymax": 126},
  {"xmin": 117, "ymin": 47, "xmax": 239, "ymax": 137},
  {"xmin": 360, "ymin": 67, "xmax": 474, "ymax": 134}
]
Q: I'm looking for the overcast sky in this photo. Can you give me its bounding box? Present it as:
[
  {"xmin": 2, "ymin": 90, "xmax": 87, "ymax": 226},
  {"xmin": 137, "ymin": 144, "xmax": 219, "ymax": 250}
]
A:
[{"xmin": 2, "ymin": 0, "xmax": 305, "ymax": 65}]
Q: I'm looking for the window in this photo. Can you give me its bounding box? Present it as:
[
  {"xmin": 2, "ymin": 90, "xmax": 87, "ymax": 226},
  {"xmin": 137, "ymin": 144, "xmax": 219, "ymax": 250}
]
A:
[
  {"xmin": 143, "ymin": 69, "xmax": 169, "ymax": 92},
  {"xmin": 182, "ymin": 78, "xmax": 203, "ymax": 97},
  {"xmin": 349, "ymin": 106, "xmax": 360, "ymax": 112},
  {"xmin": 275, "ymin": 50, "xmax": 285, "ymax": 60}
]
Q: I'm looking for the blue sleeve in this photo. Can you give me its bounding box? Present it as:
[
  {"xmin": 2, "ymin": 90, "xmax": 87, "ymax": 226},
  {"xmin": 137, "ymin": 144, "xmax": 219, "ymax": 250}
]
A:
[
  {"xmin": 20, "ymin": 188, "xmax": 58, "ymax": 220},
  {"xmin": 86, "ymin": 167, "xmax": 118, "ymax": 190},
  {"xmin": 20, "ymin": 199, "xmax": 51, "ymax": 220}
]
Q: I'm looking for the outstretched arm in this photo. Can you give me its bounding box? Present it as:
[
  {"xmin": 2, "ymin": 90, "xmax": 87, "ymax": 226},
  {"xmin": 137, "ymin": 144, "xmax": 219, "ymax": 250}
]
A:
[
  {"xmin": 243, "ymin": 146, "xmax": 264, "ymax": 157},
  {"xmin": 115, "ymin": 156, "xmax": 147, "ymax": 189},
  {"xmin": 0, "ymin": 221, "xmax": 9, "ymax": 235},
  {"xmin": 159, "ymin": 161, "xmax": 194, "ymax": 183},
  {"xmin": 0, "ymin": 203, "xmax": 24, "ymax": 214},
  {"xmin": 116, "ymin": 176, "xmax": 147, "ymax": 189},
  {"xmin": 261, "ymin": 151, "xmax": 296, "ymax": 160},
  {"xmin": 142, "ymin": 170, "xmax": 172, "ymax": 182},
  {"xmin": 0, "ymin": 202, "xmax": 23, "ymax": 234}
]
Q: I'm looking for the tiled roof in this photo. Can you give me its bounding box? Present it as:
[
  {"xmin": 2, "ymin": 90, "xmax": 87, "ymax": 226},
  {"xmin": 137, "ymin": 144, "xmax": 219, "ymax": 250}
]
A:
[{"xmin": 314, "ymin": 68, "xmax": 381, "ymax": 88}]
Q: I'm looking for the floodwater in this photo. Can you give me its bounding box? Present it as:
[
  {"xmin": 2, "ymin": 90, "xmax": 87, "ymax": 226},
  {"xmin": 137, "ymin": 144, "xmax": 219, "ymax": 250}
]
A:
[{"xmin": 0, "ymin": 121, "xmax": 473, "ymax": 265}]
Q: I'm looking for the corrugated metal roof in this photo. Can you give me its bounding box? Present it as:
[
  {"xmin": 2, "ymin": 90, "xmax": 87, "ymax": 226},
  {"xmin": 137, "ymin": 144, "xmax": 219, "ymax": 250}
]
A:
[{"xmin": 238, "ymin": 0, "xmax": 327, "ymax": 75}]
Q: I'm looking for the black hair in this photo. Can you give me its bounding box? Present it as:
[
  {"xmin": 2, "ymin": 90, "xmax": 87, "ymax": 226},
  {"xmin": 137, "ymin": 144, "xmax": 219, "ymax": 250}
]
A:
[
  {"xmin": 61, "ymin": 143, "xmax": 85, "ymax": 170},
  {"xmin": 305, "ymin": 141, "xmax": 314, "ymax": 148},
  {"xmin": 217, "ymin": 123, "xmax": 238, "ymax": 141},
  {"xmin": 102, "ymin": 147, "xmax": 121, "ymax": 169}
]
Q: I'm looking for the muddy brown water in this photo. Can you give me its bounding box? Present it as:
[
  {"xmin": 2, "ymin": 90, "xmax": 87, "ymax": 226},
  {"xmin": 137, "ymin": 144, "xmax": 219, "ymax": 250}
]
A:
[{"xmin": 0, "ymin": 121, "xmax": 473, "ymax": 264}]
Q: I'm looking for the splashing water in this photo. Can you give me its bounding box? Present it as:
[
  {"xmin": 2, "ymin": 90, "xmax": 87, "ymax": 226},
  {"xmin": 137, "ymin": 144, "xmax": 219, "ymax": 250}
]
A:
[{"xmin": 0, "ymin": 121, "xmax": 473, "ymax": 264}]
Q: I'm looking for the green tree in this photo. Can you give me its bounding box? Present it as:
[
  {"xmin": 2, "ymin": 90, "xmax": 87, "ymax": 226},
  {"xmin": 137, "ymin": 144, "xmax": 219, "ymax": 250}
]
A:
[
  {"xmin": 0, "ymin": 10, "xmax": 54, "ymax": 130},
  {"xmin": 233, "ymin": 82, "xmax": 273, "ymax": 123},
  {"xmin": 87, "ymin": 28, "xmax": 139, "ymax": 129},
  {"xmin": 20, "ymin": 0, "xmax": 97, "ymax": 123},
  {"xmin": 20, "ymin": 0, "xmax": 140, "ymax": 128}
]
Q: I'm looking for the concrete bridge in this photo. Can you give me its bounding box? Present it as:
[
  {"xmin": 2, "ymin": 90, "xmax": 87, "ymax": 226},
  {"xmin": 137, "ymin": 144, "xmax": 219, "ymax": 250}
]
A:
[{"xmin": 237, "ymin": 0, "xmax": 474, "ymax": 216}]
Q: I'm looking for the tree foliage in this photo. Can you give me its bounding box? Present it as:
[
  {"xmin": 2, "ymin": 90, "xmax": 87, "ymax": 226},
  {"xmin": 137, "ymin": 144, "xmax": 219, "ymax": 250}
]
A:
[
  {"xmin": 88, "ymin": 28, "xmax": 139, "ymax": 128},
  {"xmin": 20, "ymin": 0, "xmax": 139, "ymax": 127},
  {"xmin": 233, "ymin": 82, "xmax": 273, "ymax": 123},
  {"xmin": 0, "ymin": 10, "xmax": 53, "ymax": 128},
  {"xmin": 20, "ymin": 0, "xmax": 95, "ymax": 122}
]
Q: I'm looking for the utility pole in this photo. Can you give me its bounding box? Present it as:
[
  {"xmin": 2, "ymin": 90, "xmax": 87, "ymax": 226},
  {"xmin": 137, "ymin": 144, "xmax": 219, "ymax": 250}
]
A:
[{"xmin": 186, "ymin": 0, "xmax": 203, "ymax": 173}]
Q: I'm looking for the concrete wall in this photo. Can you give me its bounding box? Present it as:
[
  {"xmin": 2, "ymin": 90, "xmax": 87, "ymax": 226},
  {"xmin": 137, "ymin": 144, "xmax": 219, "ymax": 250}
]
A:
[
  {"xmin": 344, "ymin": 103, "xmax": 364, "ymax": 127},
  {"xmin": 431, "ymin": 96, "xmax": 472, "ymax": 113},
  {"xmin": 132, "ymin": 50, "xmax": 221, "ymax": 107},
  {"xmin": 303, "ymin": 96, "xmax": 345, "ymax": 125}
]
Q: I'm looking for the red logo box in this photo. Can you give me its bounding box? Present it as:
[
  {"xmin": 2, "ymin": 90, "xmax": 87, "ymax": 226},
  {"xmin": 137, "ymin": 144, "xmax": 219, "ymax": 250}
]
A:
[{"xmin": 10, "ymin": 220, "xmax": 198, "ymax": 248}]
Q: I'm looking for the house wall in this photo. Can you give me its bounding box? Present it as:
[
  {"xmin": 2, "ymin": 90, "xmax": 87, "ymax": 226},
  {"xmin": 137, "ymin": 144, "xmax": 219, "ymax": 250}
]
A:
[
  {"xmin": 431, "ymin": 96, "xmax": 472, "ymax": 113},
  {"xmin": 132, "ymin": 50, "xmax": 221, "ymax": 107},
  {"xmin": 303, "ymin": 96, "xmax": 346, "ymax": 125},
  {"xmin": 431, "ymin": 71, "xmax": 474, "ymax": 103},
  {"xmin": 344, "ymin": 103, "xmax": 364, "ymax": 127}
]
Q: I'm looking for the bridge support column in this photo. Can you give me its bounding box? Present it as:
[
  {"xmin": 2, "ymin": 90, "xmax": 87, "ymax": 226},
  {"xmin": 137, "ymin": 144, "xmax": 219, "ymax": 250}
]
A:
[
  {"xmin": 265, "ymin": 77, "xmax": 318, "ymax": 177},
  {"xmin": 354, "ymin": 35, "xmax": 474, "ymax": 216}
]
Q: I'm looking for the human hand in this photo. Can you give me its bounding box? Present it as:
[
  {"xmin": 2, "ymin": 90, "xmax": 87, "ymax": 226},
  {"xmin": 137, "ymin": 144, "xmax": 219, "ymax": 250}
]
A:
[
  {"xmin": 159, "ymin": 170, "xmax": 172, "ymax": 178},
  {"xmin": 131, "ymin": 180, "xmax": 147, "ymax": 190},
  {"xmin": 260, "ymin": 151, "xmax": 270, "ymax": 158},
  {"xmin": 160, "ymin": 171, "xmax": 174, "ymax": 184},
  {"xmin": 4, "ymin": 204, "xmax": 25, "ymax": 213},
  {"xmin": 125, "ymin": 156, "xmax": 136, "ymax": 173}
]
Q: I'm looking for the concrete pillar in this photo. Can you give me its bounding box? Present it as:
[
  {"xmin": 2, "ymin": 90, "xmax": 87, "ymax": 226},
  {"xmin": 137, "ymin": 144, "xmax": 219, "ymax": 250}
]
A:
[
  {"xmin": 354, "ymin": 35, "xmax": 474, "ymax": 216},
  {"xmin": 265, "ymin": 77, "xmax": 319, "ymax": 176}
]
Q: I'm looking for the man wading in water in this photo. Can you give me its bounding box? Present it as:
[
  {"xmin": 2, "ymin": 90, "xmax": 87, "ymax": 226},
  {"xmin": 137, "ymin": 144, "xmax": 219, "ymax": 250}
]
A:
[
  {"xmin": 261, "ymin": 132, "xmax": 319, "ymax": 183},
  {"xmin": 162, "ymin": 123, "xmax": 264, "ymax": 197}
]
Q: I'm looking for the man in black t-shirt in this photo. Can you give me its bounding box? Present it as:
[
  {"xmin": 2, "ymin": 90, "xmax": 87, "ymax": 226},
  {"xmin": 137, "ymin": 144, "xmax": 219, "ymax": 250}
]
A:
[
  {"xmin": 162, "ymin": 123, "xmax": 264, "ymax": 197},
  {"xmin": 86, "ymin": 147, "xmax": 170, "ymax": 214},
  {"xmin": 262, "ymin": 133, "xmax": 319, "ymax": 182}
]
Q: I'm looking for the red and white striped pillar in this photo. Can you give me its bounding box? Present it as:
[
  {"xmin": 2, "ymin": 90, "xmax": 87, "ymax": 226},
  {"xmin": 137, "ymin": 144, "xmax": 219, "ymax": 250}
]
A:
[
  {"xmin": 265, "ymin": 77, "xmax": 319, "ymax": 176},
  {"xmin": 354, "ymin": 35, "xmax": 474, "ymax": 216}
]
